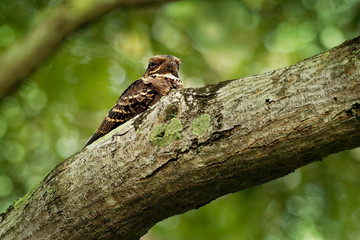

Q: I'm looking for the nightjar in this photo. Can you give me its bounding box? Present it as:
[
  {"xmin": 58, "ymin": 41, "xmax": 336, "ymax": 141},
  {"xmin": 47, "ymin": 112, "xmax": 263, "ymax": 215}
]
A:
[{"xmin": 84, "ymin": 55, "xmax": 182, "ymax": 147}]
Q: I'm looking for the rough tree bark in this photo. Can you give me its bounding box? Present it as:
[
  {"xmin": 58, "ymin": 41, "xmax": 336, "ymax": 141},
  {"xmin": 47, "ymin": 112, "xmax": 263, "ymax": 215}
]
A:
[
  {"xmin": 0, "ymin": 0, "xmax": 179, "ymax": 99},
  {"xmin": 1, "ymin": 36, "xmax": 360, "ymax": 240}
]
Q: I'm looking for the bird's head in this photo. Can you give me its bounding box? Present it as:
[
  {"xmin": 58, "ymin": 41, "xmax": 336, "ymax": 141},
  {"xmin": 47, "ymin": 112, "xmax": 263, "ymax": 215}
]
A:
[{"xmin": 143, "ymin": 55, "xmax": 181, "ymax": 79}]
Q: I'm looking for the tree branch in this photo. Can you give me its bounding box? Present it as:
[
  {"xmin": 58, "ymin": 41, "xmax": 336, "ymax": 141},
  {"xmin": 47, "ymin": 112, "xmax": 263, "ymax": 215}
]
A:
[
  {"xmin": 1, "ymin": 36, "xmax": 360, "ymax": 240},
  {"xmin": 0, "ymin": 0, "xmax": 180, "ymax": 99}
]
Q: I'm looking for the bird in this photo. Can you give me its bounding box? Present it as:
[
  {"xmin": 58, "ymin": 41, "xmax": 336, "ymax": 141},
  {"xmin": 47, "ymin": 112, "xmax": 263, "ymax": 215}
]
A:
[{"xmin": 84, "ymin": 55, "xmax": 183, "ymax": 147}]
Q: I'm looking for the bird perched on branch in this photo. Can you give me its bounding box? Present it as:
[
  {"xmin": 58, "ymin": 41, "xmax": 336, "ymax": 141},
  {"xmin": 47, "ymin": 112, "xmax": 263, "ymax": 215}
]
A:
[{"xmin": 84, "ymin": 55, "xmax": 183, "ymax": 147}]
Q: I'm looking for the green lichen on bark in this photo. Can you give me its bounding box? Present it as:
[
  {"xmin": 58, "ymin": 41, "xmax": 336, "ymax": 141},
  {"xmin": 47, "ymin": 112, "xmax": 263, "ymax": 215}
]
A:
[
  {"xmin": 46, "ymin": 189, "xmax": 54, "ymax": 196},
  {"xmin": 150, "ymin": 118, "xmax": 183, "ymax": 146},
  {"xmin": 13, "ymin": 182, "xmax": 40, "ymax": 210},
  {"xmin": 192, "ymin": 114, "xmax": 211, "ymax": 136}
]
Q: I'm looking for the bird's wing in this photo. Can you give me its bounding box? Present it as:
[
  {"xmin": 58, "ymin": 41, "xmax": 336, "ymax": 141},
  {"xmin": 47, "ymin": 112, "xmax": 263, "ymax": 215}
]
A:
[{"xmin": 84, "ymin": 79, "xmax": 159, "ymax": 147}]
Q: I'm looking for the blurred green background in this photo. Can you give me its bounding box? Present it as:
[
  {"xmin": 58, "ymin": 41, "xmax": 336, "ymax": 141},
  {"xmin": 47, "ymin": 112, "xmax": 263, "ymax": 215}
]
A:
[{"xmin": 1, "ymin": 0, "xmax": 360, "ymax": 239}]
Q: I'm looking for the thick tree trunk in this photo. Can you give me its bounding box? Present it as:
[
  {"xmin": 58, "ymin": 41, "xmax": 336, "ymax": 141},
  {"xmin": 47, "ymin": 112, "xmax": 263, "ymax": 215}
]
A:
[
  {"xmin": 0, "ymin": 0, "xmax": 179, "ymax": 99},
  {"xmin": 1, "ymin": 36, "xmax": 360, "ymax": 240}
]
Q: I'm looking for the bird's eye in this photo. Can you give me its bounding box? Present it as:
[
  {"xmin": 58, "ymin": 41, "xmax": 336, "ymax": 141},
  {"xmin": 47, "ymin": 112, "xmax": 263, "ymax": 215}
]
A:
[{"xmin": 148, "ymin": 62, "xmax": 157, "ymax": 68}]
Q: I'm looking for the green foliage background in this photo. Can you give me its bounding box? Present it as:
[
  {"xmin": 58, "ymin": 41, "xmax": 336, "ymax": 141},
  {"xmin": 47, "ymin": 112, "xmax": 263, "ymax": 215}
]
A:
[{"xmin": 1, "ymin": 0, "xmax": 360, "ymax": 239}]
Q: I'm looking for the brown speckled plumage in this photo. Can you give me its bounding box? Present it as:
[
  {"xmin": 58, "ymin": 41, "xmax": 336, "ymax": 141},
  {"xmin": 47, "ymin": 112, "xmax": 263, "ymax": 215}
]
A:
[{"xmin": 84, "ymin": 55, "xmax": 182, "ymax": 147}]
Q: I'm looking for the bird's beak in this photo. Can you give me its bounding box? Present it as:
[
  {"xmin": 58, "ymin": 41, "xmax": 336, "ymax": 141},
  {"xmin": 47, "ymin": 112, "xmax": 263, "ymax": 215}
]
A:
[{"xmin": 168, "ymin": 62, "xmax": 179, "ymax": 77}]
